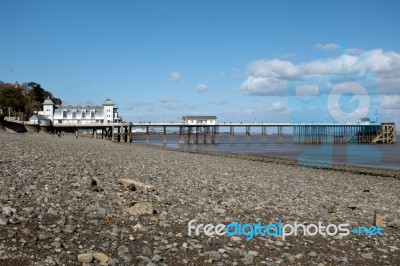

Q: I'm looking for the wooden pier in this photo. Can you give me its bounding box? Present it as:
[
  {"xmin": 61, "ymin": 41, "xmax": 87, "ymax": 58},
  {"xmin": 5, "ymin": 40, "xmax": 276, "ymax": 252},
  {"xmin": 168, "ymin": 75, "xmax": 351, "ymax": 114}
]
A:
[
  {"xmin": 56, "ymin": 122, "xmax": 397, "ymax": 145},
  {"xmin": 65, "ymin": 122, "xmax": 395, "ymax": 145},
  {"xmin": 3, "ymin": 117, "xmax": 397, "ymax": 144}
]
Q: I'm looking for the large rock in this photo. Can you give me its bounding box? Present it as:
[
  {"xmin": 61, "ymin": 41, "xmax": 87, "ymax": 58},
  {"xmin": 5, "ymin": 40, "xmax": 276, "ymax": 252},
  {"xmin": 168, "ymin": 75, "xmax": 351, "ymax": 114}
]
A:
[
  {"xmin": 93, "ymin": 252, "xmax": 109, "ymax": 263},
  {"xmin": 77, "ymin": 253, "xmax": 93, "ymax": 263},
  {"xmin": 119, "ymin": 178, "xmax": 154, "ymax": 192},
  {"xmin": 374, "ymin": 211, "xmax": 384, "ymax": 227},
  {"xmin": 125, "ymin": 202, "xmax": 154, "ymax": 216}
]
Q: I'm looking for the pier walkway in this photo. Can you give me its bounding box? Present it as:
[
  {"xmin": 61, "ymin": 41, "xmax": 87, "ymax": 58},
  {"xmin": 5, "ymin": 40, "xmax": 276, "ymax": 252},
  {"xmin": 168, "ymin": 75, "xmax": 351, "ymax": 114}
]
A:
[{"xmin": 3, "ymin": 117, "xmax": 396, "ymax": 144}]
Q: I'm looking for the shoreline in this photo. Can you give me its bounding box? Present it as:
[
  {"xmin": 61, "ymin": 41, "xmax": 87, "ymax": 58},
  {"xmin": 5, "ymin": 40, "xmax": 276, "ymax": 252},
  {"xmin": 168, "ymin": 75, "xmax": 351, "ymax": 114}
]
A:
[
  {"xmin": 1, "ymin": 131, "xmax": 399, "ymax": 265},
  {"xmin": 120, "ymin": 139, "xmax": 400, "ymax": 179}
]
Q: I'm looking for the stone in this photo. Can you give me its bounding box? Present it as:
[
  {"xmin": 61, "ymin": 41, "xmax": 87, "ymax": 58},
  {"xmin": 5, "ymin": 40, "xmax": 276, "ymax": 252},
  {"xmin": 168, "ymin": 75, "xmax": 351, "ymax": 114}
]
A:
[
  {"xmin": 213, "ymin": 207, "xmax": 226, "ymax": 215},
  {"xmin": 275, "ymin": 240, "xmax": 285, "ymax": 247},
  {"xmin": 376, "ymin": 248, "xmax": 388, "ymax": 253},
  {"xmin": 231, "ymin": 236, "xmax": 242, "ymax": 242},
  {"xmin": 2, "ymin": 206, "xmax": 16, "ymax": 216},
  {"xmin": 361, "ymin": 253, "xmax": 373, "ymax": 260},
  {"xmin": 347, "ymin": 203, "xmax": 357, "ymax": 210},
  {"xmin": 21, "ymin": 228, "xmax": 31, "ymax": 237},
  {"xmin": 374, "ymin": 211, "xmax": 384, "ymax": 227},
  {"xmin": 93, "ymin": 252, "xmax": 109, "ymax": 263},
  {"xmin": 328, "ymin": 206, "xmax": 336, "ymax": 213},
  {"xmin": 77, "ymin": 253, "xmax": 93, "ymax": 263},
  {"xmin": 47, "ymin": 207, "xmax": 58, "ymax": 216},
  {"xmin": 248, "ymin": 250, "xmax": 259, "ymax": 257},
  {"xmin": 119, "ymin": 178, "xmax": 154, "ymax": 192},
  {"xmin": 118, "ymin": 245, "xmax": 130, "ymax": 254},
  {"xmin": 152, "ymin": 254, "xmax": 163, "ymax": 262},
  {"xmin": 125, "ymin": 202, "xmax": 154, "ymax": 216},
  {"xmin": 142, "ymin": 246, "xmax": 152, "ymax": 257},
  {"xmin": 0, "ymin": 217, "xmax": 8, "ymax": 225},
  {"xmin": 60, "ymin": 251, "xmax": 75, "ymax": 262},
  {"xmin": 204, "ymin": 251, "xmax": 222, "ymax": 261},
  {"xmin": 308, "ymin": 251, "xmax": 318, "ymax": 257},
  {"xmin": 63, "ymin": 224, "xmax": 76, "ymax": 234}
]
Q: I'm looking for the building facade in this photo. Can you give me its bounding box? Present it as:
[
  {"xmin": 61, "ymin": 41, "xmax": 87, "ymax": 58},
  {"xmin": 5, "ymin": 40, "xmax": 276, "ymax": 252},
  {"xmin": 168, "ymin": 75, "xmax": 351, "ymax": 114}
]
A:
[
  {"xmin": 38, "ymin": 97, "xmax": 122, "ymax": 125},
  {"xmin": 181, "ymin": 116, "xmax": 217, "ymax": 125}
]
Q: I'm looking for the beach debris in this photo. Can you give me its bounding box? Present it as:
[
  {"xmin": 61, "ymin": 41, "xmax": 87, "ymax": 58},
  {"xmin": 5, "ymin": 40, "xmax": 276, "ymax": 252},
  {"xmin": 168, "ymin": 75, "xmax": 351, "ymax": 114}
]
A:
[
  {"xmin": 119, "ymin": 178, "xmax": 154, "ymax": 192},
  {"xmin": 374, "ymin": 211, "xmax": 384, "ymax": 227},
  {"xmin": 91, "ymin": 178, "xmax": 103, "ymax": 192},
  {"xmin": 347, "ymin": 203, "xmax": 357, "ymax": 210},
  {"xmin": 327, "ymin": 206, "xmax": 337, "ymax": 213}
]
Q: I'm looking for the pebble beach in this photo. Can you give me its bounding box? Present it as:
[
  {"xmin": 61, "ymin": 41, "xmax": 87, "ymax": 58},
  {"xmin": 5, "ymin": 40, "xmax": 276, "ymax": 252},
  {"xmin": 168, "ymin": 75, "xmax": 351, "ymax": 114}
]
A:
[{"xmin": 0, "ymin": 131, "xmax": 399, "ymax": 265}]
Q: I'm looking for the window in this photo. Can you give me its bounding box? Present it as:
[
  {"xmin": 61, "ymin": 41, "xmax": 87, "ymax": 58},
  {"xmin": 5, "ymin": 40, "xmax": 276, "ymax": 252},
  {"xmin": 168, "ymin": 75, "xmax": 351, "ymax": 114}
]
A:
[
  {"xmin": 63, "ymin": 111, "xmax": 67, "ymax": 118},
  {"xmin": 72, "ymin": 111, "xmax": 76, "ymax": 118},
  {"xmin": 91, "ymin": 111, "xmax": 95, "ymax": 118},
  {"xmin": 82, "ymin": 111, "xmax": 86, "ymax": 118}
]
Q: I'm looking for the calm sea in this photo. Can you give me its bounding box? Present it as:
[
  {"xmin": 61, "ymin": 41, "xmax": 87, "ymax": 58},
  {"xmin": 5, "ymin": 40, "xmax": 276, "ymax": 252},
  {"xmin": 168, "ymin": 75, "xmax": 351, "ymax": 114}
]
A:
[{"xmin": 130, "ymin": 134, "xmax": 400, "ymax": 170}]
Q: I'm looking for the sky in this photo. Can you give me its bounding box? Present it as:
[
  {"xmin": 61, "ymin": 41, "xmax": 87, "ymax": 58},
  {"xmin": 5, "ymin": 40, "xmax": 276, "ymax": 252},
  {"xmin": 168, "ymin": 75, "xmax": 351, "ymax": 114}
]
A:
[{"xmin": 1, "ymin": 0, "xmax": 399, "ymax": 125}]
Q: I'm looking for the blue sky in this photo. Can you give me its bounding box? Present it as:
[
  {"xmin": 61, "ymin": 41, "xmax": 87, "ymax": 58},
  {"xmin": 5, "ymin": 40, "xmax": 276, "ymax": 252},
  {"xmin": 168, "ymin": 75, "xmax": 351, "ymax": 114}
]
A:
[{"xmin": 1, "ymin": 0, "xmax": 399, "ymax": 124}]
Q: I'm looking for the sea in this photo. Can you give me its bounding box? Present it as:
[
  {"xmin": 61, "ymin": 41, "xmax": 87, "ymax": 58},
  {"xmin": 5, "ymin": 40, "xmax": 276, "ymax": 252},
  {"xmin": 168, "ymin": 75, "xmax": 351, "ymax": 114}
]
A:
[{"xmin": 130, "ymin": 134, "xmax": 400, "ymax": 170}]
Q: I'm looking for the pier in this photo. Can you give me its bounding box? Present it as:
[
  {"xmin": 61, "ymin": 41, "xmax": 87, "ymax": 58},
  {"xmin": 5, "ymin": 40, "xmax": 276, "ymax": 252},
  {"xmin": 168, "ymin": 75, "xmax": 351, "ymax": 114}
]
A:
[{"xmin": 3, "ymin": 117, "xmax": 396, "ymax": 144}]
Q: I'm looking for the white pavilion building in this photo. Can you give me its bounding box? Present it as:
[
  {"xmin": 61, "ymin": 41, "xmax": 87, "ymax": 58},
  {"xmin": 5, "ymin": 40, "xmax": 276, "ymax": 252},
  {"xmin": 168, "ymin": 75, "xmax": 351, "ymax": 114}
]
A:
[{"xmin": 37, "ymin": 97, "xmax": 122, "ymax": 125}]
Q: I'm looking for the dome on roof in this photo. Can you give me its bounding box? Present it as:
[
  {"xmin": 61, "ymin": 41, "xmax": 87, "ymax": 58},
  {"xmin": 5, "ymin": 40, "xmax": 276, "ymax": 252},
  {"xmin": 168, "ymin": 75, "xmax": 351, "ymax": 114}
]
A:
[
  {"xmin": 43, "ymin": 97, "xmax": 54, "ymax": 105},
  {"xmin": 103, "ymin": 98, "xmax": 114, "ymax": 106}
]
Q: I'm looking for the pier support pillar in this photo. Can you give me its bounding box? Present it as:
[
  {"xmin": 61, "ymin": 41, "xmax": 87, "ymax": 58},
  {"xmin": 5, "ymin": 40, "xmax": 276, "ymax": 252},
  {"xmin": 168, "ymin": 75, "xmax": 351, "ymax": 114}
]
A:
[
  {"xmin": 124, "ymin": 126, "xmax": 128, "ymax": 142},
  {"xmin": 129, "ymin": 126, "xmax": 132, "ymax": 143},
  {"xmin": 212, "ymin": 126, "xmax": 219, "ymax": 144},
  {"xmin": 261, "ymin": 126, "xmax": 267, "ymax": 144},
  {"xmin": 196, "ymin": 127, "xmax": 203, "ymax": 144},
  {"xmin": 179, "ymin": 126, "xmax": 185, "ymax": 145},
  {"xmin": 278, "ymin": 126, "xmax": 283, "ymax": 144},
  {"xmin": 205, "ymin": 127, "xmax": 211, "ymax": 144},
  {"xmin": 246, "ymin": 126, "xmax": 251, "ymax": 144},
  {"xmin": 117, "ymin": 126, "xmax": 121, "ymax": 142},
  {"xmin": 188, "ymin": 126, "xmax": 194, "ymax": 144},
  {"xmin": 230, "ymin": 126, "xmax": 234, "ymax": 144},
  {"xmin": 163, "ymin": 126, "xmax": 167, "ymax": 145},
  {"xmin": 146, "ymin": 126, "xmax": 150, "ymax": 144}
]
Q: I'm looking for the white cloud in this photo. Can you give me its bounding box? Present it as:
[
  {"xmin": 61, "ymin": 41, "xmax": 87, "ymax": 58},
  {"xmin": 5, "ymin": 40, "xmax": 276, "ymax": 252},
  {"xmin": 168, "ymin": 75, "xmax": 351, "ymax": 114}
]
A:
[
  {"xmin": 195, "ymin": 84, "xmax": 208, "ymax": 92},
  {"xmin": 295, "ymin": 84, "xmax": 319, "ymax": 97},
  {"xmin": 313, "ymin": 43, "xmax": 341, "ymax": 50},
  {"xmin": 169, "ymin": 71, "xmax": 181, "ymax": 82},
  {"xmin": 271, "ymin": 101, "xmax": 287, "ymax": 112},
  {"xmin": 346, "ymin": 48, "xmax": 363, "ymax": 55},
  {"xmin": 240, "ymin": 49, "xmax": 400, "ymax": 96},
  {"xmin": 380, "ymin": 95, "xmax": 400, "ymax": 109}
]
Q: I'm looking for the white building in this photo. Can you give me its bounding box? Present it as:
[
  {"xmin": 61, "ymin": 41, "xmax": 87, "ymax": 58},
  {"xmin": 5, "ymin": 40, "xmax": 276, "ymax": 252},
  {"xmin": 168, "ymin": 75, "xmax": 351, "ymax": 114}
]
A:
[
  {"xmin": 28, "ymin": 114, "xmax": 52, "ymax": 126},
  {"xmin": 38, "ymin": 97, "xmax": 122, "ymax": 125},
  {"xmin": 181, "ymin": 116, "xmax": 217, "ymax": 125}
]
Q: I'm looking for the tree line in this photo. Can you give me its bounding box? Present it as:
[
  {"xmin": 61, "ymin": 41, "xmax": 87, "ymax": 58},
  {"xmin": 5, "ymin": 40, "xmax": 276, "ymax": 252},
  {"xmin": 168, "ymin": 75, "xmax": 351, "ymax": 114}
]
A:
[{"xmin": 0, "ymin": 81, "xmax": 62, "ymax": 120}]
